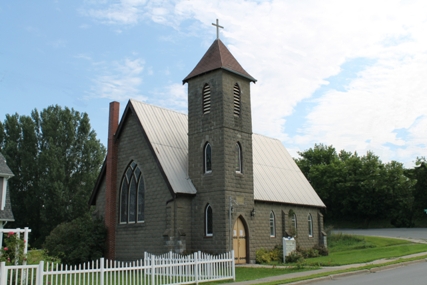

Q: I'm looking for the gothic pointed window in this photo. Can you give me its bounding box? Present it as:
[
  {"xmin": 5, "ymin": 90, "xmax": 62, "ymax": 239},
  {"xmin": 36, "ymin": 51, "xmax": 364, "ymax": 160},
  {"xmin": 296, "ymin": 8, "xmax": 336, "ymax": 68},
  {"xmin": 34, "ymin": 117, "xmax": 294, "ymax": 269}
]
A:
[
  {"xmin": 235, "ymin": 142, "xmax": 242, "ymax": 173},
  {"xmin": 308, "ymin": 214, "xmax": 313, "ymax": 237},
  {"xmin": 233, "ymin": 83, "xmax": 241, "ymax": 117},
  {"xmin": 204, "ymin": 143, "xmax": 212, "ymax": 173},
  {"xmin": 205, "ymin": 204, "xmax": 213, "ymax": 236},
  {"xmin": 203, "ymin": 84, "xmax": 211, "ymax": 114},
  {"xmin": 269, "ymin": 211, "xmax": 276, "ymax": 237},
  {"xmin": 120, "ymin": 161, "xmax": 145, "ymax": 224},
  {"xmin": 291, "ymin": 213, "xmax": 297, "ymax": 237}
]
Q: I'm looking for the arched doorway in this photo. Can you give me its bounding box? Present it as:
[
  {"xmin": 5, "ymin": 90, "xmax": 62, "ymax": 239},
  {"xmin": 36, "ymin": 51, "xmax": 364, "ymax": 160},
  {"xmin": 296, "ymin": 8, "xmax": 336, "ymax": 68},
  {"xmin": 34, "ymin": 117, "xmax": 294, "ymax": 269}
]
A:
[{"xmin": 233, "ymin": 217, "xmax": 247, "ymax": 264}]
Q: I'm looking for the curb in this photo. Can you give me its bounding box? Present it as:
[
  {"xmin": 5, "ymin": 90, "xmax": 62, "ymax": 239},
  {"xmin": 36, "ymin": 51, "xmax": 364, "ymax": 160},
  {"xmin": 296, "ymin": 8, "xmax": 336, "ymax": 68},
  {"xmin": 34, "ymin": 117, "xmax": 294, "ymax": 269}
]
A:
[
  {"xmin": 286, "ymin": 258, "xmax": 427, "ymax": 285},
  {"xmin": 369, "ymin": 258, "xmax": 427, "ymax": 273},
  {"xmin": 287, "ymin": 270, "xmax": 370, "ymax": 285}
]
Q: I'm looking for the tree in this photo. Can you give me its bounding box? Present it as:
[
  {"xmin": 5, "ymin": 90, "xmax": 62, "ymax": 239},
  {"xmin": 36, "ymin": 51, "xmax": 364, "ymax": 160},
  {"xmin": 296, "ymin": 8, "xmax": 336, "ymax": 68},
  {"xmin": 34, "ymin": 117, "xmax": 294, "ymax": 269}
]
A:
[
  {"xmin": 0, "ymin": 106, "xmax": 106, "ymax": 247},
  {"xmin": 44, "ymin": 213, "xmax": 106, "ymax": 265},
  {"xmin": 406, "ymin": 157, "xmax": 427, "ymax": 220},
  {"xmin": 296, "ymin": 145, "xmax": 416, "ymax": 227}
]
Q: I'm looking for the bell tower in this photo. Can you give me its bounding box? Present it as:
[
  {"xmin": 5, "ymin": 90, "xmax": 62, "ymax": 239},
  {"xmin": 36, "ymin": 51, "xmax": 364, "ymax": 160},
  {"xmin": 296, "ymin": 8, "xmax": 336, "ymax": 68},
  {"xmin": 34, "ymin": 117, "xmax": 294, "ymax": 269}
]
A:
[{"xmin": 183, "ymin": 22, "xmax": 257, "ymax": 256}]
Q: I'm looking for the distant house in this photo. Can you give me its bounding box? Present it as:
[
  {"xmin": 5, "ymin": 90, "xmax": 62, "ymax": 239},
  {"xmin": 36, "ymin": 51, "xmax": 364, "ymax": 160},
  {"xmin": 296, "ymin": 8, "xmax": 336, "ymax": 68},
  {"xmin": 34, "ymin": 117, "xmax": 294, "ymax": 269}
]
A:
[
  {"xmin": 0, "ymin": 152, "xmax": 15, "ymax": 232},
  {"xmin": 90, "ymin": 38, "xmax": 326, "ymax": 263}
]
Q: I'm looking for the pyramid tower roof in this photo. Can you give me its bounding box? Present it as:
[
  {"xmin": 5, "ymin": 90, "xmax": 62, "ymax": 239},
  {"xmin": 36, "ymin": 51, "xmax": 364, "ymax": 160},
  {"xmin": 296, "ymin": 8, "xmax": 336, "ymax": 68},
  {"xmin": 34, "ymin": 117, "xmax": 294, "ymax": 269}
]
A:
[{"xmin": 183, "ymin": 39, "xmax": 256, "ymax": 83}]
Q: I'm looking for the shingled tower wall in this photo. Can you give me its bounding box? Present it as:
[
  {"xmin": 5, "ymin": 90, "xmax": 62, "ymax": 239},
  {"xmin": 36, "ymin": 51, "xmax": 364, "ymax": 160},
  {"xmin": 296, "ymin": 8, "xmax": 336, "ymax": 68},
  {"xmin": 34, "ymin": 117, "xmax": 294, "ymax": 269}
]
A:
[{"xmin": 184, "ymin": 39, "xmax": 256, "ymax": 259}]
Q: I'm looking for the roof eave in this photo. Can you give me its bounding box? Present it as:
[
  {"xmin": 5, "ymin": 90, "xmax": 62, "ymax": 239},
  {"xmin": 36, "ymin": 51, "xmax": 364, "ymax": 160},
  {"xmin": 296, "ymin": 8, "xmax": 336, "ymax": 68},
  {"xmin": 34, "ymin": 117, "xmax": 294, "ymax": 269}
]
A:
[{"xmin": 182, "ymin": 67, "xmax": 257, "ymax": 84}]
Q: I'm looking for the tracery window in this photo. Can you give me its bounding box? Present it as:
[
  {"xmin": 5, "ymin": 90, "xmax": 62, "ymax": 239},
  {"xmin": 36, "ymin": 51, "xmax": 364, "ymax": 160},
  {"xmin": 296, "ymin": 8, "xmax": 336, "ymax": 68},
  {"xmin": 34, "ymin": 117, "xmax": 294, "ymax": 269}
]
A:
[
  {"xmin": 204, "ymin": 143, "xmax": 212, "ymax": 173},
  {"xmin": 203, "ymin": 84, "xmax": 211, "ymax": 114},
  {"xmin": 269, "ymin": 211, "xmax": 276, "ymax": 237},
  {"xmin": 233, "ymin": 83, "xmax": 241, "ymax": 117},
  {"xmin": 205, "ymin": 204, "xmax": 213, "ymax": 236},
  {"xmin": 120, "ymin": 161, "xmax": 145, "ymax": 224},
  {"xmin": 235, "ymin": 142, "xmax": 242, "ymax": 173}
]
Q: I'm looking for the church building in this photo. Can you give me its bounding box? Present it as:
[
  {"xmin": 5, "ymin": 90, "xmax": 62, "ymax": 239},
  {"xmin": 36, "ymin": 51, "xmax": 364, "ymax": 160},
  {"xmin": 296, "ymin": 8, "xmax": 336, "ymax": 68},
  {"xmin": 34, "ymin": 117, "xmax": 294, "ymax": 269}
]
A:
[{"xmin": 90, "ymin": 28, "xmax": 326, "ymax": 264}]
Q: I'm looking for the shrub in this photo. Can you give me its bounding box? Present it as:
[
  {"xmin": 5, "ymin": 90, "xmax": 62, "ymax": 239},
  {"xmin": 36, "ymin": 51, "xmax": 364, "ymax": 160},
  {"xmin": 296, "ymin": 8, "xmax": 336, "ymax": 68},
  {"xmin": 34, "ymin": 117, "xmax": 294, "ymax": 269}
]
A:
[
  {"xmin": 43, "ymin": 213, "xmax": 106, "ymax": 265},
  {"xmin": 285, "ymin": 250, "xmax": 304, "ymax": 263},
  {"xmin": 313, "ymin": 244, "xmax": 329, "ymax": 256},
  {"xmin": 270, "ymin": 245, "xmax": 283, "ymax": 262},
  {"xmin": 255, "ymin": 248, "xmax": 271, "ymax": 264}
]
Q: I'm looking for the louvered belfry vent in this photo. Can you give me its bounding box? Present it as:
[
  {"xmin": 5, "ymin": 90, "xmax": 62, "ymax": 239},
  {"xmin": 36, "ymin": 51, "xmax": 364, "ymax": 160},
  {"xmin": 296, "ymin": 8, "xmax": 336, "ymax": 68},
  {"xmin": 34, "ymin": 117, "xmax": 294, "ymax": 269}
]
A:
[
  {"xmin": 203, "ymin": 84, "xmax": 211, "ymax": 114},
  {"xmin": 233, "ymin": 83, "xmax": 241, "ymax": 116}
]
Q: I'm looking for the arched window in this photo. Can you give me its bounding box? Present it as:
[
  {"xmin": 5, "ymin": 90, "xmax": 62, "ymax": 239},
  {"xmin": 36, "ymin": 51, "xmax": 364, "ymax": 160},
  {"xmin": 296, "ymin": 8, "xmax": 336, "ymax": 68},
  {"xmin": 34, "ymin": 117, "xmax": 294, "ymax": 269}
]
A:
[
  {"xmin": 233, "ymin": 83, "xmax": 241, "ymax": 116},
  {"xmin": 203, "ymin": 84, "xmax": 211, "ymax": 114},
  {"xmin": 235, "ymin": 142, "xmax": 242, "ymax": 173},
  {"xmin": 204, "ymin": 143, "xmax": 212, "ymax": 173},
  {"xmin": 308, "ymin": 214, "xmax": 313, "ymax": 237},
  {"xmin": 291, "ymin": 213, "xmax": 297, "ymax": 236},
  {"xmin": 269, "ymin": 211, "xmax": 276, "ymax": 237},
  {"xmin": 205, "ymin": 204, "xmax": 213, "ymax": 236},
  {"xmin": 120, "ymin": 161, "xmax": 145, "ymax": 224}
]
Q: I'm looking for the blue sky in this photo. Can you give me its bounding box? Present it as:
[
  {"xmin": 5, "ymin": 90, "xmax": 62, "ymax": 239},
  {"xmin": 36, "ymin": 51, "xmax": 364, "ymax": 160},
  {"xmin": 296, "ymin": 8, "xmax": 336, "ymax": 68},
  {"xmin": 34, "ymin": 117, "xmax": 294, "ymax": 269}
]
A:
[{"xmin": 1, "ymin": 0, "xmax": 426, "ymax": 167}]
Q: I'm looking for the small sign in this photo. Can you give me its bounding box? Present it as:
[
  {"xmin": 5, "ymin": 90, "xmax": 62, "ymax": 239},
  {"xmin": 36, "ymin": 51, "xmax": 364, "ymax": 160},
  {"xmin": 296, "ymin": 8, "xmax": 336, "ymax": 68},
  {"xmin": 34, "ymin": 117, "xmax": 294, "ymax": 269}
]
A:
[{"xmin": 282, "ymin": 237, "xmax": 296, "ymax": 263}]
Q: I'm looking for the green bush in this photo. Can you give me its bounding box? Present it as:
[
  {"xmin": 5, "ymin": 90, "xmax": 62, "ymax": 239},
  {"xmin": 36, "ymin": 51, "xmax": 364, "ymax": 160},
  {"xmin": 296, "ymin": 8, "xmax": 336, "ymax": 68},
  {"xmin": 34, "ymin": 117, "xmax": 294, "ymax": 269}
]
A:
[
  {"xmin": 43, "ymin": 213, "xmax": 106, "ymax": 265},
  {"xmin": 270, "ymin": 245, "xmax": 283, "ymax": 262},
  {"xmin": 313, "ymin": 244, "xmax": 329, "ymax": 256},
  {"xmin": 255, "ymin": 248, "xmax": 271, "ymax": 264},
  {"xmin": 285, "ymin": 250, "xmax": 304, "ymax": 263}
]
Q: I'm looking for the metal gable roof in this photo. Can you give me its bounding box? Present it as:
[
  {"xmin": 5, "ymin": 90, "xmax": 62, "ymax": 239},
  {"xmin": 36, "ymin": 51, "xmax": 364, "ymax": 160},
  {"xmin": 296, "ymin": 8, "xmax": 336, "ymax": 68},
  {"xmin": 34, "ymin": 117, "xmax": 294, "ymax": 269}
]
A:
[
  {"xmin": 129, "ymin": 100, "xmax": 324, "ymax": 207},
  {"xmin": 253, "ymin": 134, "xmax": 325, "ymax": 207},
  {"xmin": 130, "ymin": 100, "xmax": 197, "ymax": 195}
]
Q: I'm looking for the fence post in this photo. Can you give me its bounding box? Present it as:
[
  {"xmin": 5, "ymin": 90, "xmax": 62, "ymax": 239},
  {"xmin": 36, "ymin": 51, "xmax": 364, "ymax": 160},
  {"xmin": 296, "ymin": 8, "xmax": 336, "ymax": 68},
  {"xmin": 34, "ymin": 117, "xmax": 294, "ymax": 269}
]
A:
[
  {"xmin": 37, "ymin": 261, "xmax": 44, "ymax": 285},
  {"xmin": 23, "ymin": 227, "xmax": 29, "ymax": 265},
  {"xmin": 15, "ymin": 228, "xmax": 20, "ymax": 265},
  {"xmin": 231, "ymin": 250, "xmax": 235, "ymax": 281},
  {"xmin": 151, "ymin": 254, "xmax": 155, "ymax": 285},
  {"xmin": 1, "ymin": 261, "xmax": 7, "ymax": 285},
  {"xmin": 194, "ymin": 251, "xmax": 200, "ymax": 285},
  {"xmin": 100, "ymin": 258, "xmax": 104, "ymax": 285}
]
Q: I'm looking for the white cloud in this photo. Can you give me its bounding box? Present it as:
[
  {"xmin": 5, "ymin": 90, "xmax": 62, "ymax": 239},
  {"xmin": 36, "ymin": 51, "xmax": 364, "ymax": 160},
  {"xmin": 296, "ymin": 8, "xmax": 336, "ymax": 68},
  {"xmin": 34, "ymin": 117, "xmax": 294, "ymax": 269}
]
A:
[
  {"xmin": 81, "ymin": 0, "xmax": 427, "ymax": 166},
  {"xmin": 80, "ymin": 0, "xmax": 180, "ymax": 26},
  {"xmin": 89, "ymin": 58, "xmax": 147, "ymax": 102},
  {"xmin": 149, "ymin": 83, "xmax": 187, "ymax": 113}
]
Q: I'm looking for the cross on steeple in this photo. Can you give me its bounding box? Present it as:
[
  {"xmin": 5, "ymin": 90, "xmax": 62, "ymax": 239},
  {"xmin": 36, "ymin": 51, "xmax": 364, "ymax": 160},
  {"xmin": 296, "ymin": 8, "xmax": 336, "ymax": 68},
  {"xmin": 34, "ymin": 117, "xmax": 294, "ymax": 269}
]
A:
[{"xmin": 212, "ymin": 19, "xmax": 224, "ymax": 40}]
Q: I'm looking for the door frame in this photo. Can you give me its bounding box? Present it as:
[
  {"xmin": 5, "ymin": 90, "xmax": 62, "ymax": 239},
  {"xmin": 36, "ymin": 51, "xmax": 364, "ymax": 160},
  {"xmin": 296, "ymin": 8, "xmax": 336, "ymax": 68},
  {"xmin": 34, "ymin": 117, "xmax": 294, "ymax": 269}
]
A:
[{"xmin": 233, "ymin": 215, "xmax": 249, "ymax": 264}]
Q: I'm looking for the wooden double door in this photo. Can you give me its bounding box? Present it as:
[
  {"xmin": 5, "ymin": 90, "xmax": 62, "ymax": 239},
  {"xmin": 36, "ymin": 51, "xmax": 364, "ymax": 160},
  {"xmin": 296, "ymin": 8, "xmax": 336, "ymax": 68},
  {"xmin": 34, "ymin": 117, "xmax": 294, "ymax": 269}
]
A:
[{"xmin": 233, "ymin": 217, "xmax": 247, "ymax": 264}]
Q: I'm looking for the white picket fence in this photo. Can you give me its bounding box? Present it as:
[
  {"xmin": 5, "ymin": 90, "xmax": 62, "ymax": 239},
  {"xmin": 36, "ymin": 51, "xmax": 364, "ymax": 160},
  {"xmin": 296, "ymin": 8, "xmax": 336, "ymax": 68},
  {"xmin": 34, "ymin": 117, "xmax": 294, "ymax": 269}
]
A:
[{"xmin": 0, "ymin": 250, "xmax": 235, "ymax": 285}]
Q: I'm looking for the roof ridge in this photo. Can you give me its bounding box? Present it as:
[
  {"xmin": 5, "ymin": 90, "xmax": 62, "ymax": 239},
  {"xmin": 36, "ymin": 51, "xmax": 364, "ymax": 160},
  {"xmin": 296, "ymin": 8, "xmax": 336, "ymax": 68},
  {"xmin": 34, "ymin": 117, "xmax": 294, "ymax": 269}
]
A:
[{"xmin": 130, "ymin": 99, "xmax": 187, "ymax": 116}]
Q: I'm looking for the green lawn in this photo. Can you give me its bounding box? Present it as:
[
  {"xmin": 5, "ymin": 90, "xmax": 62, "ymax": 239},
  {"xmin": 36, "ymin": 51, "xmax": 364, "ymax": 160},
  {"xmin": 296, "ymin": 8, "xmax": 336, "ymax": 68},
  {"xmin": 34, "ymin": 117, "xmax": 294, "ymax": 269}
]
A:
[{"xmin": 305, "ymin": 234, "xmax": 427, "ymax": 266}]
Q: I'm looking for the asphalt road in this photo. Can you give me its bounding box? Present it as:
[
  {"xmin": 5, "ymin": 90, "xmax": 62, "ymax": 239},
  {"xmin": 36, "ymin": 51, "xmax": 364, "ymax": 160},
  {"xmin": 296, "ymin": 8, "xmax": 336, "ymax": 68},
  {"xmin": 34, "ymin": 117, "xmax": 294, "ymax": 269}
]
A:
[
  {"xmin": 307, "ymin": 228, "xmax": 427, "ymax": 285},
  {"xmin": 311, "ymin": 262, "xmax": 427, "ymax": 285},
  {"xmin": 334, "ymin": 228, "xmax": 427, "ymax": 241}
]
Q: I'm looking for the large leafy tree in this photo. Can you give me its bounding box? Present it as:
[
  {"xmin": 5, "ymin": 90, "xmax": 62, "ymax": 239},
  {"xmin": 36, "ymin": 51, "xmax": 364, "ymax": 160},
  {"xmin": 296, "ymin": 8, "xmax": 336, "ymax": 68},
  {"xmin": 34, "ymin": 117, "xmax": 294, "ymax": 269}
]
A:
[
  {"xmin": 406, "ymin": 157, "xmax": 427, "ymax": 219},
  {"xmin": 0, "ymin": 106, "xmax": 106, "ymax": 247},
  {"xmin": 295, "ymin": 145, "xmax": 416, "ymax": 227}
]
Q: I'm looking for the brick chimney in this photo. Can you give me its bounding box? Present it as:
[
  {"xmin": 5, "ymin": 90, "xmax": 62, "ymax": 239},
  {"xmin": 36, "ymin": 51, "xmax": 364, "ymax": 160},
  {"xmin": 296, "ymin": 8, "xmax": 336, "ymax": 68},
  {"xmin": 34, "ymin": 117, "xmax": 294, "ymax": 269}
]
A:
[{"xmin": 105, "ymin": 101, "xmax": 119, "ymax": 260}]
